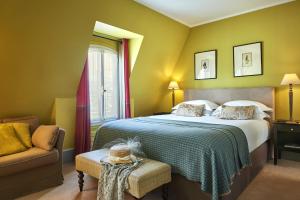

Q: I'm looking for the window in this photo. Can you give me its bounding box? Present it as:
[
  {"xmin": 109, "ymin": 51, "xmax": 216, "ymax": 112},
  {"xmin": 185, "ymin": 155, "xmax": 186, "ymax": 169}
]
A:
[{"xmin": 88, "ymin": 45, "xmax": 119, "ymax": 124}]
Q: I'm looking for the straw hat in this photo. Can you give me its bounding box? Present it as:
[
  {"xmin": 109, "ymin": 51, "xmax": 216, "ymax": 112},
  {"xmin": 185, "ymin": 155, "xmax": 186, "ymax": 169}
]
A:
[{"xmin": 101, "ymin": 144, "xmax": 137, "ymax": 164}]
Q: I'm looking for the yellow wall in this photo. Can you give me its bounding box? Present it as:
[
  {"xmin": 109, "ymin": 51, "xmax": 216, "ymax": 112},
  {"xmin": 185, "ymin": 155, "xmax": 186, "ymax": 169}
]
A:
[
  {"xmin": 0, "ymin": 0, "xmax": 189, "ymax": 124},
  {"xmin": 1, "ymin": 0, "xmax": 300, "ymax": 149},
  {"xmin": 172, "ymin": 1, "xmax": 300, "ymax": 120},
  {"xmin": 51, "ymin": 98, "xmax": 76, "ymax": 149}
]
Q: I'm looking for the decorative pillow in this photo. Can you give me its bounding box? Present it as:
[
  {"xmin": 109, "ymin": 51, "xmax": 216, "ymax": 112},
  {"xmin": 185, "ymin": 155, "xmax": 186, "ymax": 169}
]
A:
[
  {"xmin": 223, "ymin": 100, "xmax": 272, "ymax": 112},
  {"xmin": 175, "ymin": 103, "xmax": 205, "ymax": 117},
  {"xmin": 32, "ymin": 125, "xmax": 59, "ymax": 151},
  {"xmin": 7, "ymin": 123, "xmax": 32, "ymax": 148},
  {"xmin": 173, "ymin": 100, "xmax": 219, "ymax": 111},
  {"xmin": 212, "ymin": 105, "xmax": 270, "ymax": 120},
  {"xmin": 172, "ymin": 109, "xmax": 213, "ymax": 116},
  {"xmin": 0, "ymin": 124, "xmax": 27, "ymax": 157},
  {"xmin": 219, "ymin": 105, "xmax": 256, "ymax": 120}
]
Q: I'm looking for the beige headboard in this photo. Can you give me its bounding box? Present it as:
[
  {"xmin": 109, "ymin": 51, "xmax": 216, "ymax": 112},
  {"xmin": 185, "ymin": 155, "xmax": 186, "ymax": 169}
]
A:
[{"xmin": 184, "ymin": 87, "xmax": 275, "ymax": 118}]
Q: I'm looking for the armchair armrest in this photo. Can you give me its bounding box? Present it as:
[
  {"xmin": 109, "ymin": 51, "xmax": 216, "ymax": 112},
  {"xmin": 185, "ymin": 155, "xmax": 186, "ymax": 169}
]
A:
[
  {"xmin": 55, "ymin": 128, "xmax": 65, "ymax": 153},
  {"xmin": 54, "ymin": 128, "xmax": 65, "ymax": 178}
]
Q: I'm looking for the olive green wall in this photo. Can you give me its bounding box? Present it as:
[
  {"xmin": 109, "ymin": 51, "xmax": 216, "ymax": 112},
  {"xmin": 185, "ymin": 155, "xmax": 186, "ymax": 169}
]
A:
[
  {"xmin": 0, "ymin": 0, "xmax": 189, "ymax": 123},
  {"xmin": 51, "ymin": 98, "xmax": 76, "ymax": 149},
  {"xmin": 1, "ymin": 0, "xmax": 300, "ymax": 149},
  {"xmin": 172, "ymin": 1, "xmax": 300, "ymax": 120}
]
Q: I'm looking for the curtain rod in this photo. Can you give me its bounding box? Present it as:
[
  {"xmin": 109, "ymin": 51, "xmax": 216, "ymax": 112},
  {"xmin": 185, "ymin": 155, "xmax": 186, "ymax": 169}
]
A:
[{"xmin": 92, "ymin": 34, "xmax": 122, "ymax": 43}]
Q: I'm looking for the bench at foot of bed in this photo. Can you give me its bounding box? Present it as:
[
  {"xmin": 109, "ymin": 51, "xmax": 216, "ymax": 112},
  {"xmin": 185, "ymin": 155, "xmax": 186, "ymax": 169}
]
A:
[{"xmin": 75, "ymin": 149, "xmax": 171, "ymax": 199}]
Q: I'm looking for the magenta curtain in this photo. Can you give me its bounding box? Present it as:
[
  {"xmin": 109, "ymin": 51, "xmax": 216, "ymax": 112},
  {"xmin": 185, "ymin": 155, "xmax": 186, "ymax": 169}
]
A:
[
  {"xmin": 123, "ymin": 39, "xmax": 131, "ymax": 118},
  {"xmin": 75, "ymin": 59, "xmax": 91, "ymax": 155}
]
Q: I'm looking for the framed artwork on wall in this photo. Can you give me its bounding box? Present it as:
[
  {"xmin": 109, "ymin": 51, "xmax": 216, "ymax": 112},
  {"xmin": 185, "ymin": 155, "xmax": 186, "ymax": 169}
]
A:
[
  {"xmin": 194, "ymin": 50, "xmax": 217, "ymax": 80},
  {"xmin": 233, "ymin": 42, "xmax": 263, "ymax": 77}
]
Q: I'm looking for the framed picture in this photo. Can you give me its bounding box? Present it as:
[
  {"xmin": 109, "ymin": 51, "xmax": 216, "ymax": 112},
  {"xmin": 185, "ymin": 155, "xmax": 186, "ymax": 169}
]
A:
[
  {"xmin": 233, "ymin": 42, "xmax": 263, "ymax": 77},
  {"xmin": 194, "ymin": 50, "xmax": 217, "ymax": 80}
]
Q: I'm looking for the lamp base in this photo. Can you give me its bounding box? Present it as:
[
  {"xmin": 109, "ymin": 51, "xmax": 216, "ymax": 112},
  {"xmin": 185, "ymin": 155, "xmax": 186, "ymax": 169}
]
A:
[
  {"xmin": 172, "ymin": 89, "xmax": 175, "ymax": 107},
  {"xmin": 288, "ymin": 84, "xmax": 293, "ymax": 123}
]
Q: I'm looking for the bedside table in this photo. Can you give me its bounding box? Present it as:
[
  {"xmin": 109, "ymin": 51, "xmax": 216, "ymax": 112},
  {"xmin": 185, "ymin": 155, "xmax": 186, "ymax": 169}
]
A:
[
  {"xmin": 153, "ymin": 112, "xmax": 171, "ymax": 115},
  {"xmin": 273, "ymin": 121, "xmax": 300, "ymax": 165}
]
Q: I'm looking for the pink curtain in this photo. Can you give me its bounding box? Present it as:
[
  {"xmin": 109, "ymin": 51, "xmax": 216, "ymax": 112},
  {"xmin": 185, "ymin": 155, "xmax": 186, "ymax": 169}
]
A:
[
  {"xmin": 123, "ymin": 39, "xmax": 131, "ymax": 118},
  {"xmin": 75, "ymin": 59, "xmax": 91, "ymax": 155}
]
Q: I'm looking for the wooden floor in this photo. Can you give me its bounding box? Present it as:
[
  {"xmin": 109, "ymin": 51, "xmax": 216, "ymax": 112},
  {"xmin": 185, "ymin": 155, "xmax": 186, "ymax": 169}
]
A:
[{"xmin": 17, "ymin": 159, "xmax": 300, "ymax": 200}]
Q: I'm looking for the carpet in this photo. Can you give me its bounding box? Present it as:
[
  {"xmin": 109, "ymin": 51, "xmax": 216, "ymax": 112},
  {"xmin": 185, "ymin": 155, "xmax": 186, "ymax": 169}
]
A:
[
  {"xmin": 17, "ymin": 160, "xmax": 300, "ymax": 200},
  {"xmin": 238, "ymin": 160, "xmax": 300, "ymax": 200}
]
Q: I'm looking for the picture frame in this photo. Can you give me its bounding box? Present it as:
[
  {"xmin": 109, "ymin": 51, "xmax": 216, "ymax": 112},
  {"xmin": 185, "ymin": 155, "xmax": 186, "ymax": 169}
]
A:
[
  {"xmin": 194, "ymin": 50, "xmax": 217, "ymax": 80},
  {"xmin": 233, "ymin": 42, "xmax": 263, "ymax": 77}
]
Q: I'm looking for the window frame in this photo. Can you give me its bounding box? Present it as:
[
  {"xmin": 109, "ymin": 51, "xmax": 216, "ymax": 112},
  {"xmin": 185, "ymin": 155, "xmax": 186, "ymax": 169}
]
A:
[{"xmin": 88, "ymin": 44, "xmax": 120, "ymax": 125}]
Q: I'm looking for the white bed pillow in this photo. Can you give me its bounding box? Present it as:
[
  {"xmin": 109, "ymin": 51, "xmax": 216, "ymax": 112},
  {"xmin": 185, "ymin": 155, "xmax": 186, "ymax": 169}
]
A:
[
  {"xmin": 172, "ymin": 100, "xmax": 219, "ymax": 111},
  {"xmin": 212, "ymin": 105, "xmax": 271, "ymax": 120},
  {"xmin": 223, "ymin": 100, "xmax": 273, "ymax": 112}
]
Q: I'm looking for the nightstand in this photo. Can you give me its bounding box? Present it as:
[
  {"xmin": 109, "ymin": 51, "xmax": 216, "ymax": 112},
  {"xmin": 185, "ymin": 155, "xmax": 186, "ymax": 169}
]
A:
[
  {"xmin": 273, "ymin": 121, "xmax": 300, "ymax": 165},
  {"xmin": 153, "ymin": 112, "xmax": 171, "ymax": 115}
]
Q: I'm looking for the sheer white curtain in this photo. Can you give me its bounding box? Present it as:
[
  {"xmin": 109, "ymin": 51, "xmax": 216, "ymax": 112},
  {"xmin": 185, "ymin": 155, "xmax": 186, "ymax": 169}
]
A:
[{"xmin": 88, "ymin": 45, "xmax": 120, "ymax": 123}]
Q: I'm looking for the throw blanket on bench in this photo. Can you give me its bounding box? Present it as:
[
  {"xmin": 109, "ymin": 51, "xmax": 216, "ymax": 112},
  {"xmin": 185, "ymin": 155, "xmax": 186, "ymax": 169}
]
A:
[
  {"xmin": 93, "ymin": 118, "xmax": 251, "ymax": 200},
  {"xmin": 97, "ymin": 162, "xmax": 139, "ymax": 200}
]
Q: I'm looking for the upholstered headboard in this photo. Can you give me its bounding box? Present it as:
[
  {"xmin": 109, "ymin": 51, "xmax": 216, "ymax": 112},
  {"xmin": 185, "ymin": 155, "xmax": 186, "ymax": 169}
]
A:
[{"xmin": 184, "ymin": 87, "xmax": 275, "ymax": 118}]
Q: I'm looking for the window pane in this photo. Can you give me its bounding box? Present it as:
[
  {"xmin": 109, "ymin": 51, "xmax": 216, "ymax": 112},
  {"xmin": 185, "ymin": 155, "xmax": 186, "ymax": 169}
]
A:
[
  {"xmin": 88, "ymin": 45, "xmax": 119, "ymax": 123},
  {"xmin": 88, "ymin": 47, "xmax": 103, "ymax": 123},
  {"xmin": 103, "ymin": 49, "xmax": 119, "ymax": 119}
]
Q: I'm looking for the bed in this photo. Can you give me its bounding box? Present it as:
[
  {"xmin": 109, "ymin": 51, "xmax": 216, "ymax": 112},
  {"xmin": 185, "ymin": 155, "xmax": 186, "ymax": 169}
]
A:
[{"xmin": 93, "ymin": 87, "xmax": 275, "ymax": 200}]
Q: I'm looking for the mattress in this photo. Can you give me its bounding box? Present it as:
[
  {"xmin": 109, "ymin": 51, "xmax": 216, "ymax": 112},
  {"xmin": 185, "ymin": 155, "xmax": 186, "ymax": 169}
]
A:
[{"xmin": 150, "ymin": 114, "xmax": 270, "ymax": 152}]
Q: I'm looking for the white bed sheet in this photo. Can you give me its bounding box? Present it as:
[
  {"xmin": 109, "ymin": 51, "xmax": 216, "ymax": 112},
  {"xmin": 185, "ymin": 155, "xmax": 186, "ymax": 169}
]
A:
[{"xmin": 149, "ymin": 114, "xmax": 270, "ymax": 152}]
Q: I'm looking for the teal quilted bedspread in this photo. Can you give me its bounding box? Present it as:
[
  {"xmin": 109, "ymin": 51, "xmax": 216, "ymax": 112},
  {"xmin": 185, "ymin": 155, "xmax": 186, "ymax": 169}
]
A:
[{"xmin": 93, "ymin": 117, "xmax": 251, "ymax": 200}]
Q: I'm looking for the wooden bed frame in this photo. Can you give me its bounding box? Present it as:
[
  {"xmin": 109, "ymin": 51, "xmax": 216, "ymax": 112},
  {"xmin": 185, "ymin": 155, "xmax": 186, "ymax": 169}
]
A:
[{"xmin": 167, "ymin": 87, "xmax": 275, "ymax": 200}]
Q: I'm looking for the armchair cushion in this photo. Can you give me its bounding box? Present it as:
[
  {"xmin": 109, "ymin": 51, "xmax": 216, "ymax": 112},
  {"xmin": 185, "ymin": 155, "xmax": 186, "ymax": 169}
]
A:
[
  {"xmin": 8, "ymin": 123, "xmax": 32, "ymax": 148},
  {"xmin": 32, "ymin": 125, "xmax": 59, "ymax": 151},
  {"xmin": 0, "ymin": 147, "xmax": 58, "ymax": 176},
  {"xmin": 0, "ymin": 124, "xmax": 27, "ymax": 157}
]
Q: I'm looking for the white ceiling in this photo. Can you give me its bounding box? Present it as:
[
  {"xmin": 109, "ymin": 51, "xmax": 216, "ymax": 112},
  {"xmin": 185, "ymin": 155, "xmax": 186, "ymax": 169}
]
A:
[{"xmin": 135, "ymin": 0, "xmax": 294, "ymax": 27}]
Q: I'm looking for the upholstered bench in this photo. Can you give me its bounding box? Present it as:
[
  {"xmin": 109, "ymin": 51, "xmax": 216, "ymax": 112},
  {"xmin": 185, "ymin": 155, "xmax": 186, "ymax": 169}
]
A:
[{"xmin": 75, "ymin": 149, "xmax": 171, "ymax": 200}]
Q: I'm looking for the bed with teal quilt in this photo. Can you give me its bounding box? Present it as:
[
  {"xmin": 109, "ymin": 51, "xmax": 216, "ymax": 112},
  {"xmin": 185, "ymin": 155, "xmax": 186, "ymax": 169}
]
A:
[{"xmin": 93, "ymin": 117, "xmax": 251, "ymax": 200}]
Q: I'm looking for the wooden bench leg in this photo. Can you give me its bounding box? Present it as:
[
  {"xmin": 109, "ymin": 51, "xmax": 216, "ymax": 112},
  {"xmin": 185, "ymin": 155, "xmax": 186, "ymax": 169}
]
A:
[
  {"xmin": 162, "ymin": 184, "xmax": 169, "ymax": 200},
  {"xmin": 77, "ymin": 170, "xmax": 84, "ymax": 192}
]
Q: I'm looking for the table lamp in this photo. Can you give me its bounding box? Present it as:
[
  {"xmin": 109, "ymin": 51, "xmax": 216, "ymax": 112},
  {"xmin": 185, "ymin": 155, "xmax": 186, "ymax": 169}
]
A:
[
  {"xmin": 168, "ymin": 81, "xmax": 180, "ymax": 107},
  {"xmin": 281, "ymin": 73, "xmax": 300, "ymax": 121}
]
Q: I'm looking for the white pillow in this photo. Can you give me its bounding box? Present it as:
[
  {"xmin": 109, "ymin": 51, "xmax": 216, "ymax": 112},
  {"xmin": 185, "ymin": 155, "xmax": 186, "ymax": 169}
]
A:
[
  {"xmin": 212, "ymin": 105, "xmax": 271, "ymax": 120},
  {"xmin": 172, "ymin": 100, "xmax": 219, "ymax": 111},
  {"xmin": 223, "ymin": 100, "xmax": 273, "ymax": 112},
  {"xmin": 211, "ymin": 106, "xmax": 222, "ymax": 117}
]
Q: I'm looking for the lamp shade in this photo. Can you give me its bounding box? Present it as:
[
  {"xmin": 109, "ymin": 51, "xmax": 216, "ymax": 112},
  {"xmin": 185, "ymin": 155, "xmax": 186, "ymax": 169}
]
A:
[
  {"xmin": 281, "ymin": 73, "xmax": 300, "ymax": 85},
  {"xmin": 168, "ymin": 81, "xmax": 180, "ymax": 90}
]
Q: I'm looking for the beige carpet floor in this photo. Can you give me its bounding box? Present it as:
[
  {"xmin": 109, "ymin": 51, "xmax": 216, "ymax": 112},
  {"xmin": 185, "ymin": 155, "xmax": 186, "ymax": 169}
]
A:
[{"xmin": 17, "ymin": 159, "xmax": 300, "ymax": 200}]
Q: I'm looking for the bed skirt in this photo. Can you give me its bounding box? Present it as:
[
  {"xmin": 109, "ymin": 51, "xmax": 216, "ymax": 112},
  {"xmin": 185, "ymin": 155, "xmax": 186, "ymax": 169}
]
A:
[{"xmin": 166, "ymin": 140, "xmax": 271, "ymax": 200}]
